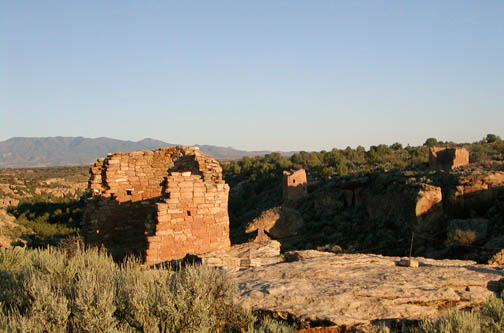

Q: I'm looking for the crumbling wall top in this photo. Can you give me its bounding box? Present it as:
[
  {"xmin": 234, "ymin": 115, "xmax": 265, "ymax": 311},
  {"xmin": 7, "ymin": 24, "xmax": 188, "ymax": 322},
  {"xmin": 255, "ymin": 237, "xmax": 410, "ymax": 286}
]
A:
[{"xmin": 88, "ymin": 146, "xmax": 223, "ymax": 202}]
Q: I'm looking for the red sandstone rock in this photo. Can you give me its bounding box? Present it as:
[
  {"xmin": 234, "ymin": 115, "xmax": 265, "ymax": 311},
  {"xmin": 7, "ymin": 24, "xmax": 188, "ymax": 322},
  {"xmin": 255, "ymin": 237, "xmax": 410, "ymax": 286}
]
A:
[{"xmin": 415, "ymin": 184, "xmax": 442, "ymax": 217}]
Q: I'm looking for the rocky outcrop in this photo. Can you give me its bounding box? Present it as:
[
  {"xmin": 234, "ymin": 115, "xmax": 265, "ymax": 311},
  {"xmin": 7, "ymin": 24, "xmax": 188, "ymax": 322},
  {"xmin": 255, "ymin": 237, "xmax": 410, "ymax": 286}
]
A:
[
  {"xmin": 442, "ymin": 171, "xmax": 504, "ymax": 217},
  {"xmin": 488, "ymin": 249, "xmax": 504, "ymax": 266},
  {"xmin": 245, "ymin": 206, "xmax": 303, "ymax": 246},
  {"xmin": 415, "ymin": 184, "xmax": 442, "ymax": 218},
  {"xmin": 34, "ymin": 183, "xmax": 87, "ymax": 198},
  {"xmin": 0, "ymin": 168, "xmax": 88, "ymax": 205},
  {"xmin": 0, "ymin": 209, "xmax": 32, "ymax": 248},
  {"xmin": 298, "ymin": 165, "xmax": 504, "ymax": 260},
  {"xmin": 232, "ymin": 251, "xmax": 504, "ymax": 331}
]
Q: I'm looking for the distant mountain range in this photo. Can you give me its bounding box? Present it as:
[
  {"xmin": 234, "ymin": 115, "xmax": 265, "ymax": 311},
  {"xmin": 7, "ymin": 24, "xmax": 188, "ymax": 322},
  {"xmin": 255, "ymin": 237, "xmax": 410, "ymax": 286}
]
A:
[{"xmin": 0, "ymin": 137, "xmax": 274, "ymax": 168}]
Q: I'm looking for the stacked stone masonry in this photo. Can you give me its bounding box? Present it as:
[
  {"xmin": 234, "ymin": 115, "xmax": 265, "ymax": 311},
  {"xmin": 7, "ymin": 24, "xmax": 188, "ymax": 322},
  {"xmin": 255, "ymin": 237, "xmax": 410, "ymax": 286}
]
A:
[
  {"xmin": 282, "ymin": 168, "xmax": 308, "ymax": 201},
  {"xmin": 0, "ymin": 198, "xmax": 19, "ymax": 208},
  {"xmin": 429, "ymin": 146, "xmax": 469, "ymax": 170},
  {"xmin": 83, "ymin": 146, "xmax": 230, "ymax": 265}
]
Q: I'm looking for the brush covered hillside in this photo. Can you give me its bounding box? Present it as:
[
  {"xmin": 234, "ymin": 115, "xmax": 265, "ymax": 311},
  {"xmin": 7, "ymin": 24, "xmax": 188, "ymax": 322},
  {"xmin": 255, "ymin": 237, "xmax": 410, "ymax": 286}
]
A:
[
  {"xmin": 0, "ymin": 135, "xmax": 504, "ymax": 332},
  {"xmin": 223, "ymin": 135, "xmax": 504, "ymax": 263},
  {"xmin": 0, "ymin": 134, "xmax": 503, "ymax": 261},
  {"xmin": 0, "ymin": 166, "xmax": 89, "ymax": 248},
  {"xmin": 0, "ymin": 137, "xmax": 273, "ymax": 167}
]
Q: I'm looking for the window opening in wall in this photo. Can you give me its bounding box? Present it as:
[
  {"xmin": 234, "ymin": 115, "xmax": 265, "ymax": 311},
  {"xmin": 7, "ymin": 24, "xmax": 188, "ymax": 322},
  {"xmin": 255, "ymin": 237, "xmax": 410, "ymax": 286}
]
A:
[
  {"xmin": 126, "ymin": 190, "xmax": 132, "ymax": 196},
  {"xmin": 293, "ymin": 179, "xmax": 296, "ymax": 183},
  {"xmin": 187, "ymin": 210, "xmax": 191, "ymax": 216}
]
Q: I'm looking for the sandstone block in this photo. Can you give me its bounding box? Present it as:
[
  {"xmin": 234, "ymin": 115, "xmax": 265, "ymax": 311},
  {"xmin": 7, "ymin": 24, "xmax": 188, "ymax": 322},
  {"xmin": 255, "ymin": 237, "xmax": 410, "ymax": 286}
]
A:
[
  {"xmin": 180, "ymin": 192, "xmax": 193, "ymax": 199},
  {"xmin": 84, "ymin": 146, "xmax": 230, "ymax": 266}
]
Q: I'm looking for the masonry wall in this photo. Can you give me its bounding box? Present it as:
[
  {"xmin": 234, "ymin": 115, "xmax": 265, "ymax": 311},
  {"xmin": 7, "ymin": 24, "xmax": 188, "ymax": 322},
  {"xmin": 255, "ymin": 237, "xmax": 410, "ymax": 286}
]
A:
[
  {"xmin": 0, "ymin": 198, "xmax": 19, "ymax": 208},
  {"xmin": 83, "ymin": 146, "xmax": 230, "ymax": 263},
  {"xmin": 282, "ymin": 169, "xmax": 308, "ymax": 201},
  {"xmin": 429, "ymin": 147, "xmax": 469, "ymax": 171},
  {"xmin": 145, "ymin": 172, "xmax": 229, "ymax": 265}
]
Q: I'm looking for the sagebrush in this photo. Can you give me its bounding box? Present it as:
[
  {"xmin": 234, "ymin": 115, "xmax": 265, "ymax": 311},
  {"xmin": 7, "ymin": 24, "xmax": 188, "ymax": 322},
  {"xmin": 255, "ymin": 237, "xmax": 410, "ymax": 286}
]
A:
[
  {"xmin": 415, "ymin": 297, "xmax": 504, "ymax": 333},
  {"xmin": 0, "ymin": 246, "xmax": 294, "ymax": 332}
]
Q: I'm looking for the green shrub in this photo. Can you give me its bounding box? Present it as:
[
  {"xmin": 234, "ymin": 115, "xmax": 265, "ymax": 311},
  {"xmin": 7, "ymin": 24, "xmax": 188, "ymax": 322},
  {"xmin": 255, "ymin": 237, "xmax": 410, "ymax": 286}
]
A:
[
  {"xmin": 416, "ymin": 309, "xmax": 481, "ymax": 333},
  {"xmin": 69, "ymin": 255, "xmax": 119, "ymax": 331},
  {"xmin": 248, "ymin": 317, "xmax": 295, "ymax": 332},
  {"xmin": 414, "ymin": 297, "xmax": 504, "ymax": 333},
  {"xmin": 480, "ymin": 296, "xmax": 504, "ymax": 332},
  {"xmin": 445, "ymin": 229, "xmax": 477, "ymax": 247},
  {"xmin": 119, "ymin": 260, "xmax": 259, "ymax": 332},
  {"xmin": 316, "ymin": 244, "xmax": 343, "ymax": 254},
  {"xmin": 25, "ymin": 274, "xmax": 70, "ymax": 332},
  {"xmin": 0, "ymin": 246, "xmax": 293, "ymax": 332}
]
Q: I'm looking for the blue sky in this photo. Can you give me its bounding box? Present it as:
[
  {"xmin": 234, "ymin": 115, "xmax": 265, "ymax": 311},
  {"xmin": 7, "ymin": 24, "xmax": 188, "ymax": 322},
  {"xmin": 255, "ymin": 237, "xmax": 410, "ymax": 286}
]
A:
[{"xmin": 1, "ymin": 1, "xmax": 503, "ymax": 151}]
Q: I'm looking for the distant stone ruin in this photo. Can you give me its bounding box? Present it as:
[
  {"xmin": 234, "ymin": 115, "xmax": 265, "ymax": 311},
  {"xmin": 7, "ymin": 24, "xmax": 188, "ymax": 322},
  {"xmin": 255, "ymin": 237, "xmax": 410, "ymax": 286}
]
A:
[
  {"xmin": 429, "ymin": 146, "xmax": 469, "ymax": 170},
  {"xmin": 0, "ymin": 198, "xmax": 19, "ymax": 208},
  {"xmin": 83, "ymin": 146, "xmax": 230, "ymax": 265},
  {"xmin": 282, "ymin": 169, "xmax": 308, "ymax": 201}
]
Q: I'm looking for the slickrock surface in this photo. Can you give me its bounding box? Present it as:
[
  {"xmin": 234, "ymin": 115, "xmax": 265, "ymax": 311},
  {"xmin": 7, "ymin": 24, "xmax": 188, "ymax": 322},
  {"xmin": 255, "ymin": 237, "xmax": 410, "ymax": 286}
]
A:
[{"xmin": 232, "ymin": 251, "xmax": 504, "ymax": 330}]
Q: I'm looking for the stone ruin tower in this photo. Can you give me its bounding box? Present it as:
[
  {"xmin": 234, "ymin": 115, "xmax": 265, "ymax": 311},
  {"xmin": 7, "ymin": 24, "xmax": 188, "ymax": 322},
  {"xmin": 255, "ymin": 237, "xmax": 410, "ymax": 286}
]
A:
[
  {"xmin": 429, "ymin": 146, "xmax": 469, "ymax": 171},
  {"xmin": 83, "ymin": 146, "xmax": 230, "ymax": 265},
  {"xmin": 282, "ymin": 169, "xmax": 308, "ymax": 201}
]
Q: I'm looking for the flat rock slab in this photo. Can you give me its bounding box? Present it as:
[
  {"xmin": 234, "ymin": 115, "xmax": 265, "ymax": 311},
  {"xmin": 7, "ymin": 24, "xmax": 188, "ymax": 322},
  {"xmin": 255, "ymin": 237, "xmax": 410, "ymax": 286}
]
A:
[{"xmin": 232, "ymin": 251, "xmax": 504, "ymax": 329}]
